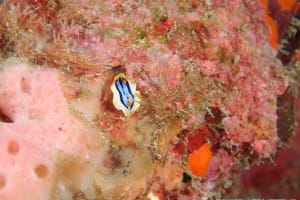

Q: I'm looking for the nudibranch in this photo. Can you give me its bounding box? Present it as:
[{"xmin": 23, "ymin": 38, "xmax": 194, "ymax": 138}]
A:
[{"xmin": 111, "ymin": 73, "xmax": 141, "ymax": 117}]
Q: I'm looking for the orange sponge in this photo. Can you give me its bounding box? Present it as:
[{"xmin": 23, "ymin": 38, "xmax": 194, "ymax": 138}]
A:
[
  {"xmin": 264, "ymin": 14, "xmax": 279, "ymax": 49},
  {"xmin": 188, "ymin": 143, "xmax": 213, "ymax": 177},
  {"xmin": 277, "ymin": 0, "xmax": 296, "ymax": 11},
  {"xmin": 260, "ymin": 0, "xmax": 268, "ymax": 10},
  {"xmin": 259, "ymin": 0, "xmax": 279, "ymax": 49}
]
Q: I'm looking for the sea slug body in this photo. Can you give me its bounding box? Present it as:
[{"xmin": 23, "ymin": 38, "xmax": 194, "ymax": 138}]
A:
[{"xmin": 111, "ymin": 73, "xmax": 141, "ymax": 116}]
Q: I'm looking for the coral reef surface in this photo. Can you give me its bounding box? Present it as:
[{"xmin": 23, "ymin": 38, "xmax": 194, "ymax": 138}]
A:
[{"xmin": 0, "ymin": 0, "xmax": 298, "ymax": 199}]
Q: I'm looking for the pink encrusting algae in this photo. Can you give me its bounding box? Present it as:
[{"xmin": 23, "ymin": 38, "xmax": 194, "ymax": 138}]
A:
[{"xmin": 0, "ymin": 0, "xmax": 297, "ymax": 199}]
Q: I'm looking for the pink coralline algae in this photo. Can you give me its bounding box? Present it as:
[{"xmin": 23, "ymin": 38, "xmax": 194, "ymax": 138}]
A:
[{"xmin": 0, "ymin": 0, "xmax": 297, "ymax": 199}]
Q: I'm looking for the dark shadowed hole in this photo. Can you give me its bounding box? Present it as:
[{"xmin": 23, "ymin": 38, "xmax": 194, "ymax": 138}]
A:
[
  {"xmin": 7, "ymin": 140, "xmax": 19, "ymax": 155},
  {"xmin": 182, "ymin": 172, "xmax": 192, "ymax": 183},
  {"xmin": 0, "ymin": 174, "xmax": 5, "ymax": 190},
  {"xmin": 0, "ymin": 108, "xmax": 13, "ymax": 123},
  {"xmin": 34, "ymin": 164, "xmax": 48, "ymax": 178}
]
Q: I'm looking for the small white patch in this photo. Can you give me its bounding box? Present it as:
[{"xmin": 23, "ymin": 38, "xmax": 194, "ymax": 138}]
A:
[{"xmin": 147, "ymin": 192, "xmax": 160, "ymax": 200}]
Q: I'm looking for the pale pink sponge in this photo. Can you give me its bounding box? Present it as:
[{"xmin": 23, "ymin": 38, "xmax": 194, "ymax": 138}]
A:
[
  {"xmin": 0, "ymin": 64, "xmax": 102, "ymax": 200},
  {"xmin": 0, "ymin": 131, "xmax": 54, "ymax": 200},
  {"xmin": 0, "ymin": 64, "xmax": 91, "ymax": 156}
]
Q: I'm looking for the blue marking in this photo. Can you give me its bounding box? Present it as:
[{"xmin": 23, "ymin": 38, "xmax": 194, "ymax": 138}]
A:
[{"xmin": 115, "ymin": 77, "xmax": 135, "ymax": 110}]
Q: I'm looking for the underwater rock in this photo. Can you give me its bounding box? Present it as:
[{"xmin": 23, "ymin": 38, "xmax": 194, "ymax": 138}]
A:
[{"xmin": 0, "ymin": 0, "xmax": 297, "ymax": 199}]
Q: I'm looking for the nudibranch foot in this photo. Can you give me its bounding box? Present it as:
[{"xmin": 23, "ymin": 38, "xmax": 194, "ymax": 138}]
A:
[{"xmin": 111, "ymin": 73, "xmax": 141, "ymax": 117}]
